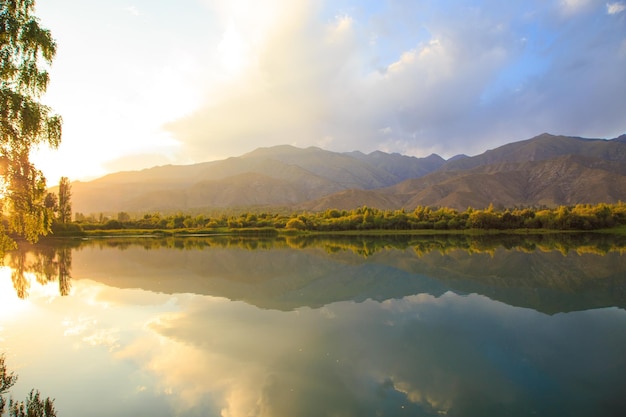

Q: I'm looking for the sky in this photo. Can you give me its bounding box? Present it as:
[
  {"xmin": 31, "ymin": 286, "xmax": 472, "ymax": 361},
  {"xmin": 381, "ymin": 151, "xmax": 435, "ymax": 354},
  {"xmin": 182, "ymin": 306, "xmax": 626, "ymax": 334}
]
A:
[{"xmin": 31, "ymin": 0, "xmax": 626, "ymax": 184}]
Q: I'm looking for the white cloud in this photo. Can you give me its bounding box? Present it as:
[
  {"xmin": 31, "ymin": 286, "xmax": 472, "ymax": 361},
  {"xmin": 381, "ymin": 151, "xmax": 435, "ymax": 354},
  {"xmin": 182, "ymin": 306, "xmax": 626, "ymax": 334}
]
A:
[
  {"xmin": 167, "ymin": 1, "xmax": 513, "ymax": 159},
  {"xmin": 560, "ymin": 0, "xmax": 596, "ymax": 15},
  {"xmin": 165, "ymin": 1, "xmax": 362, "ymax": 159},
  {"xmin": 607, "ymin": 2, "xmax": 626, "ymax": 14},
  {"xmin": 124, "ymin": 5, "xmax": 140, "ymax": 16},
  {"xmin": 38, "ymin": 0, "xmax": 626, "ymax": 179}
]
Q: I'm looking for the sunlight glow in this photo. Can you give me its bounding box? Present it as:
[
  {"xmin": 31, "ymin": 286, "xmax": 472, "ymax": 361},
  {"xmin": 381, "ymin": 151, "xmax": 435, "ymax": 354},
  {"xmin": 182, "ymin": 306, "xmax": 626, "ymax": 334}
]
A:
[
  {"xmin": 0, "ymin": 266, "xmax": 68, "ymax": 318},
  {"xmin": 0, "ymin": 267, "xmax": 30, "ymax": 316},
  {"xmin": 218, "ymin": 21, "xmax": 251, "ymax": 76}
]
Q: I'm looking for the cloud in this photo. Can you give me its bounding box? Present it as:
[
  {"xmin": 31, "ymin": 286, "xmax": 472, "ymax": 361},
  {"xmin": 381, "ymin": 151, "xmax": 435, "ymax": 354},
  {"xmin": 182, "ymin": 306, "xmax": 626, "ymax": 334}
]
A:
[
  {"xmin": 560, "ymin": 0, "xmax": 596, "ymax": 15},
  {"xmin": 607, "ymin": 1, "xmax": 626, "ymax": 14},
  {"xmin": 165, "ymin": 0, "xmax": 360, "ymax": 158},
  {"xmin": 124, "ymin": 5, "xmax": 140, "ymax": 16},
  {"xmin": 165, "ymin": 0, "xmax": 626, "ymax": 161}
]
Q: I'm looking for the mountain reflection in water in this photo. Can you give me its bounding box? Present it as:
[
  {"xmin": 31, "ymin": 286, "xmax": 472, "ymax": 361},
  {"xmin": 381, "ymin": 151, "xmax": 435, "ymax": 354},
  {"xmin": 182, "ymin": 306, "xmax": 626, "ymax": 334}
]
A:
[
  {"xmin": 1, "ymin": 234, "xmax": 625, "ymax": 417},
  {"xmin": 5, "ymin": 233, "xmax": 626, "ymax": 313}
]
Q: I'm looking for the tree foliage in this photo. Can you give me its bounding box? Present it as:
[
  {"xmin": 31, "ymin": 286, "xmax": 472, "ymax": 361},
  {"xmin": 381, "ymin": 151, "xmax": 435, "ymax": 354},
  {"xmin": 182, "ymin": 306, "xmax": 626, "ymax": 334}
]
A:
[
  {"xmin": 0, "ymin": 355, "xmax": 56, "ymax": 417},
  {"xmin": 1, "ymin": 0, "xmax": 62, "ymax": 248},
  {"xmin": 71, "ymin": 202, "xmax": 626, "ymax": 233},
  {"xmin": 56, "ymin": 176, "xmax": 70, "ymax": 224}
]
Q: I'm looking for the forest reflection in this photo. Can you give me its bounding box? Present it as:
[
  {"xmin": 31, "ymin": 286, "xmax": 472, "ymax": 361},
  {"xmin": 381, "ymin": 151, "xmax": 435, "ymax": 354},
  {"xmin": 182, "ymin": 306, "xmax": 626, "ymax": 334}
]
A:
[
  {"xmin": 34, "ymin": 232, "xmax": 626, "ymax": 255},
  {"xmin": 5, "ymin": 242, "xmax": 71, "ymax": 299},
  {"xmin": 3, "ymin": 232, "xmax": 625, "ymax": 303}
]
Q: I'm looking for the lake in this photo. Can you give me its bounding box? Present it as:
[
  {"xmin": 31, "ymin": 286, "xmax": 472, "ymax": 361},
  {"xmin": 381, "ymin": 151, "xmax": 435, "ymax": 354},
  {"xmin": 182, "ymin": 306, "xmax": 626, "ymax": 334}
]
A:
[{"xmin": 1, "ymin": 234, "xmax": 625, "ymax": 416}]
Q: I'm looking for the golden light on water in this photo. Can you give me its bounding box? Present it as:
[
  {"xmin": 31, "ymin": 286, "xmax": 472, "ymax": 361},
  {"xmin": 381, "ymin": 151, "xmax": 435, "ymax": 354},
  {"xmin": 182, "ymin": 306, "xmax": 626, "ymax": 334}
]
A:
[
  {"xmin": 0, "ymin": 266, "xmax": 65, "ymax": 317},
  {"xmin": 0, "ymin": 266, "xmax": 28, "ymax": 316}
]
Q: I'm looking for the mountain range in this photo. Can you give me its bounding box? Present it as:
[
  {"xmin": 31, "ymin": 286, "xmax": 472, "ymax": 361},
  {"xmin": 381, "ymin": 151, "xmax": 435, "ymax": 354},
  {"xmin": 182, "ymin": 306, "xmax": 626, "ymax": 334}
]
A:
[{"xmin": 65, "ymin": 133, "xmax": 626, "ymax": 214}]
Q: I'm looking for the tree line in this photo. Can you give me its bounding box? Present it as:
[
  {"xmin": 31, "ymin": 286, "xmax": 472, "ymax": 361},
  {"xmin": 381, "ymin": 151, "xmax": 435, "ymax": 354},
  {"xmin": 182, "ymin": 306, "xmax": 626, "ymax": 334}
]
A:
[{"xmin": 68, "ymin": 202, "xmax": 626, "ymax": 233}]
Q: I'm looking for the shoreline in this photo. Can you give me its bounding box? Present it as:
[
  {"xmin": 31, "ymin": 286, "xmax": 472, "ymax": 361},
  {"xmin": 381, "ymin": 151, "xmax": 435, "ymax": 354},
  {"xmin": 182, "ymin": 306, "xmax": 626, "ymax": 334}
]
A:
[{"xmin": 39, "ymin": 224, "xmax": 626, "ymax": 240}]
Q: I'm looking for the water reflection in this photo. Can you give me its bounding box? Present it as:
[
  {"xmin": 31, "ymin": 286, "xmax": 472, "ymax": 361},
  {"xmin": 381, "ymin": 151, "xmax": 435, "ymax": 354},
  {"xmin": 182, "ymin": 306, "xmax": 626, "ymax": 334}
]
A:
[
  {"xmin": 39, "ymin": 232, "xmax": 626, "ymax": 255},
  {"xmin": 5, "ymin": 242, "xmax": 72, "ymax": 299},
  {"xmin": 144, "ymin": 293, "xmax": 626, "ymax": 416},
  {"xmin": 1, "ymin": 234, "xmax": 625, "ymax": 416},
  {"xmin": 4, "ymin": 233, "xmax": 626, "ymax": 313}
]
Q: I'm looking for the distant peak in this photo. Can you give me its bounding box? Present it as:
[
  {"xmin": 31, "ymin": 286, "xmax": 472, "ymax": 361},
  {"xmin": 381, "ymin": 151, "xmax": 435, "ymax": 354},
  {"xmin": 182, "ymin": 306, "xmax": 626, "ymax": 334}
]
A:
[
  {"xmin": 344, "ymin": 150, "xmax": 366, "ymax": 157},
  {"xmin": 241, "ymin": 144, "xmax": 304, "ymax": 158},
  {"xmin": 424, "ymin": 153, "xmax": 445, "ymax": 161},
  {"xmin": 447, "ymin": 154, "xmax": 469, "ymax": 162}
]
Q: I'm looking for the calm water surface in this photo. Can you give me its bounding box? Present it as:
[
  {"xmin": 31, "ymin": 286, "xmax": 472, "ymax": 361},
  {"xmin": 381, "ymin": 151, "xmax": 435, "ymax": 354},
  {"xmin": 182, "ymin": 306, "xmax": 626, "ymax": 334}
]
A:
[{"xmin": 1, "ymin": 234, "xmax": 625, "ymax": 417}]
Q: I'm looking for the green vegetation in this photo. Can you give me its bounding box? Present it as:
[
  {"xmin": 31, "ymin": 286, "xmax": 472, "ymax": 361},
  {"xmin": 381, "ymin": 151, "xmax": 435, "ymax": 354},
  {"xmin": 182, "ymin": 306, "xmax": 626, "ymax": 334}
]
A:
[
  {"xmin": 65, "ymin": 202, "xmax": 626, "ymax": 236},
  {"xmin": 1, "ymin": 0, "xmax": 62, "ymax": 250},
  {"xmin": 1, "ymin": 354, "xmax": 56, "ymax": 417}
]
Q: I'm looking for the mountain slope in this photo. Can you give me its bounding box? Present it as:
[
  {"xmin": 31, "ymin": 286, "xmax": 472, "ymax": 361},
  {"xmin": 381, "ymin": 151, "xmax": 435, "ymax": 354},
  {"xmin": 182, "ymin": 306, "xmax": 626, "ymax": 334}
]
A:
[
  {"xmin": 67, "ymin": 133, "xmax": 626, "ymax": 214},
  {"xmin": 346, "ymin": 151, "xmax": 445, "ymax": 179},
  {"xmin": 70, "ymin": 145, "xmax": 443, "ymax": 214},
  {"xmin": 300, "ymin": 153, "xmax": 626, "ymax": 211},
  {"xmin": 442, "ymin": 133, "xmax": 626, "ymax": 171}
]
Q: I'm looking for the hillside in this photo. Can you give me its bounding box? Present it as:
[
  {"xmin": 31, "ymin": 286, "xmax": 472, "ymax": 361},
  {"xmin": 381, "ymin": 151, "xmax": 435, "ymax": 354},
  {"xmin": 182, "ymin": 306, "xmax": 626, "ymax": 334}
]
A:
[
  {"xmin": 69, "ymin": 145, "xmax": 443, "ymax": 213},
  {"xmin": 66, "ymin": 133, "xmax": 626, "ymax": 214},
  {"xmin": 301, "ymin": 135, "xmax": 626, "ymax": 210},
  {"xmin": 403, "ymin": 155, "xmax": 626, "ymax": 209},
  {"xmin": 441, "ymin": 133, "xmax": 626, "ymax": 171}
]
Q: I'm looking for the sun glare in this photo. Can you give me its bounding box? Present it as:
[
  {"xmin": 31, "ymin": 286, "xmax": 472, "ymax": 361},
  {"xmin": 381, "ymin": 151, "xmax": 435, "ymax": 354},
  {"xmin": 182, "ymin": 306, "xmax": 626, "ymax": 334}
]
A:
[
  {"xmin": 218, "ymin": 22, "xmax": 251, "ymax": 76},
  {"xmin": 0, "ymin": 266, "xmax": 30, "ymax": 316},
  {"xmin": 0, "ymin": 266, "xmax": 66, "ymax": 318}
]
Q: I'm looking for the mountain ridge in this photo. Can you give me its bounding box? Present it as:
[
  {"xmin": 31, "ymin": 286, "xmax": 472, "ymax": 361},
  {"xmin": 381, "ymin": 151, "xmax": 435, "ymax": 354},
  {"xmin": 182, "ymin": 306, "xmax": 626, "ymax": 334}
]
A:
[{"xmin": 65, "ymin": 133, "xmax": 626, "ymax": 214}]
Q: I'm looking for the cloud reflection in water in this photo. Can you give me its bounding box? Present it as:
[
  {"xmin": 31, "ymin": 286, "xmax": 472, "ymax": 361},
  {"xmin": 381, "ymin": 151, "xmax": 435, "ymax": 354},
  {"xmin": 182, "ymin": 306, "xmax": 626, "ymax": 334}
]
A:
[
  {"xmin": 115, "ymin": 290, "xmax": 626, "ymax": 417},
  {"xmin": 1, "ymin": 236, "xmax": 625, "ymax": 417}
]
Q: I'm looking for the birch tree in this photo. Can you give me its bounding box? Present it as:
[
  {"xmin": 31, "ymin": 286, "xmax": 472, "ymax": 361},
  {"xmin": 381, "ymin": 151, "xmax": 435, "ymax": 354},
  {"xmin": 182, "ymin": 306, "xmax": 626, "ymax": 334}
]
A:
[{"xmin": 0, "ymin": 0, "xmax": 62, "ymax": 248}]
